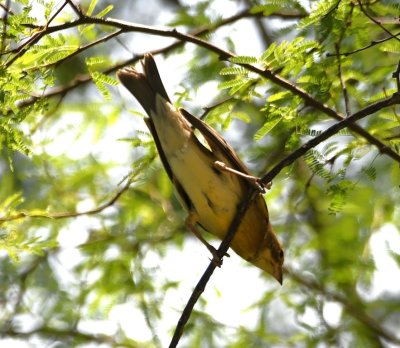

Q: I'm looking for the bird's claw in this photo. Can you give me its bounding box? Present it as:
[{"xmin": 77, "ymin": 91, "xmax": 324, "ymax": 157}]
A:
[
  {"xmin": 207, "ymin": 246, "xmax": 230, "ymax": 267},
  {"xmin": 214, "ymin": 161, "xmax": 272, "ymax": 193}
]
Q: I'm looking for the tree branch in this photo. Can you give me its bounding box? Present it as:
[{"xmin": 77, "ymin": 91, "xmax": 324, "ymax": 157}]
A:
[
  {"xmin": 327, "ymin": 31, "xmax": 400, "ymax": 57},
  {"xmin": 168, "ymin": 91, "xmax": 400, "ymax": 347},
  {"xmin": 260, "ymin": 92, "xmax": 400, "ymax": 185},
  {"xmin": 5, "ymin": 8, "xmax": 303, "ymax": 68},
  {"xmin": 0, "ymin": 175, "xmax": 134, "ymax": 224},
  {"xmin": 65, "ymin": 0, "xmax": 83, "ymax": 18},
  {"xmin": 169, "ymin": 188, "xmax": 258, "ymax": 347},
  {"xmin": 3, "ymin": 326, "xmax": 136, "ymax": 347},
  {"xmin": 8, "ymin": 14, "xmax": 400, "ymax": 164},
  {"xmin": 335, "ymin": 3, "xmax": 354, "ymax": 116},
  {"xmin": 357, "ymin": 0, "xmax": 400, "ymax": 42}
]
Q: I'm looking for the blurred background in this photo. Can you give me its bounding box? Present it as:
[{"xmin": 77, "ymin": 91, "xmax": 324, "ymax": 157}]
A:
[{"xmin": 1, "ymin": 0, "xmax": 400, "ymax": 347}]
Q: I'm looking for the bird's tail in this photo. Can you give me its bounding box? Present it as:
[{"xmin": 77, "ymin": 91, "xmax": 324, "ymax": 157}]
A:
[{"xmin": 117, "ymin": 54, "xmax": 171, "ymax": 115}]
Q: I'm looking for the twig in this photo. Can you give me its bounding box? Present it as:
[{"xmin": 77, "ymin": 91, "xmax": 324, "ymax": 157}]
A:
[
  {"xmin": 0, "ymin": 175, "xmax": 134, "ymax": 223},
  {"xmin": 65, "ymin": 0, "xmax": 83, "ymax": 18},
  {"xmin": 335, "ymin": 43, "xmax": 351, "ymax": 116},
  {"xmin": 5, "ymin": 8, "xmax": 304, "ymax": 68},
  {"xmin": 3, "ymin": 0, "xmax": 69, "ymax": 68},
  {"xmin": 327, "ymin": 31, "xmax": 400, "ymax": 57},
  {"xmin": 169, "ymin": 188, "xmax": 258, "ymax": 347},
  {"xmin": 169, "ymin": 91, "xmax": 400, "ymax": 347},
  {"xmin": 334, "ymin": 4, "xmax": 354, "ymax": 116},
  {"xmin": 46, "ymin": 0, "xmax": 69, "ymax": 28},
  {"xmin": 260, "ymin": 92, "xmax": 400, "ymax": 185},
  {"xmin": 199, "ymin": 96, "xmax": 235, "ymax": 120},
  {"xmin": 9, "ymin": 15, "xmax": 400, "ymax": 164},
  {"xmin": 3, "ymin": 327, "xmax": 134, "ymax": 346},
  {"xmin": 24, "ymin": 29, "xmax": 123, "ymax": 72},
  {"xmin": 392, "ymin": 61, "xmax": 400, "ymax": 92},
  {"xmin": 29, "ymin": 90, "xmax": 67, "ymax": 134},
  {"xmin": 244, "ymin": 0, "xmax": 273, "ymax": 48},
  {"xmin": 55, "ymin": 29, "xmax": 122, "ymax": 67},
  {"xmin": 357, "ymin": 0, "xmax": 400, "ymax": 42},
  {"xmin": 0, "ymin": 2, "xmax": 13, "ymax": 15},
  {"xmin": 0, "ymin": 254, "xmax": 45, "ymax": 334}
]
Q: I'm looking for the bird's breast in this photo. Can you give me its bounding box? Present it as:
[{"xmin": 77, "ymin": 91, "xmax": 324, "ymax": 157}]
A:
[{"xmin": 151, "ymin": 98, "xmax": 244, "ymax": 238}]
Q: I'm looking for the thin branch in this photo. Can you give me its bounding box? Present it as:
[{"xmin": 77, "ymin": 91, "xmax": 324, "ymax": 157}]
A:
[
  {"xmin": 6, "ymin": 8, "xmax": 300, "ymax": 98},
  {"xmin": 357, "ymin": 0, "xmax": 400, "ymax": 42},
  {"xmin": 3, "ymin": 0, "xmax": 69, "ymax": 67},
  {"xmin": 323, "ymin": 0, "xmax": 342, "ymax": 19},
  {"xmin": 287, "ymin": 268, "xmax": 400, "ymax": 345},
  {"xmin": 0, "ymin": 255, "xmax": 46, "ymax": 333},
  {"xmin": 260, "ymin": 92, "xmax": 400, "ymax": 185},
  {"xmin": 335, "ymin": 4, "xmax": 354, "ymax": 116},
  {"xmin": 169, "ymin": 188, "xmax": 258, "ymax": 348},
  {"xmin": 55, "ymin": 29, "xmax": 121, "ymax": 66},
  {"xmin": 169, "ymin": 91, "xmax": 400, "ymax": 347},
  {"xmin": 200, "ymin": 96, "xmax": 235, "ymax": 120},
  {"xmin": 327, "ymin": 31, "xmax": 400, "ymax": 57},
  {"xmin": 0, "ymin": 2, "xmax": 13, "ymax": 15},
  {"xmin": 5, "ymin": 8, "xmax": 304, "ymax": 68},
  {"xmin": 3, "ymin": 327, "xmax": 135, "ymax": 346},
  {"xmin": 65, "ymin": 0, "xmax": 83, "ymax": 18},
  {"xmin": 0, "ymin": 175, "xmax": 134, "ymax": 224},
  {"xmin": 46, "ymin": 0, "xmax": 69, "ymax": 29},
  {"xmin": 9, "ymin": 15, "xmax": 400, "ymax": 164},
  {"xmin": 25, "ymin": 29, "xmax": 123, "ymax": 72},
  {"xmin": 139, "ymin": 294, "xmax": 162, "ymax": 348},
  {"xmin": 29, "ymin": 90, "xmax": 67, "ymax": 134},
  {"xmin": 335, "ymin": 44, "xmax": 351, "ymax": 116},
  {"xmin": 392, "ymin": 61, "xmax": 400, "ymax": 92}
]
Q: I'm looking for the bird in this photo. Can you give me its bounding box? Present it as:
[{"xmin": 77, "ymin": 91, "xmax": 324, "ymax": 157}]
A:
[{"xmin": 117, "ymin": 54, "xmax": 284, "ymax": 283}]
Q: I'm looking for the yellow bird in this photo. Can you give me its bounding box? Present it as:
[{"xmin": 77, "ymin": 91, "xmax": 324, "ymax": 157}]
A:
[{"xmin": 117, "ymin": 54, "xmax": 284, "ymax": 283}]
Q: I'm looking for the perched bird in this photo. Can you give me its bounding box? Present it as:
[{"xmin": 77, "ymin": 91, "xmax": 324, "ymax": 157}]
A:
[{"xmin": 117, "ymin": 54, "xmax": 284, "ymax": 283}]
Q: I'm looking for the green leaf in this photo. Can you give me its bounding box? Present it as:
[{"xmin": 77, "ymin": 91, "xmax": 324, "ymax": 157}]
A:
[
  {"xmin": 229, "ymin": 55, "xmax": 258, "ymax": 64},
  {"xmin": 254, "ymin": 114, "xmax": 283, "ymax": 140},
  {"xmin": 87, "ymin": 0, "xmax": 98, "ymax": 16},
  {"xmin": 219, "ymin": 66, "xmax": 248, "ymax": 75},
  {"xmin": 95, "ymin": 5, "xmax": 114, "ymax": 18}
]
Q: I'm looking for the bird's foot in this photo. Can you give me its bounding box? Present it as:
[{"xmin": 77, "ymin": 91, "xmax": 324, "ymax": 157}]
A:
[{"xmin": 214, "ymin": 161, "xmax": 272, "ymax": 193}]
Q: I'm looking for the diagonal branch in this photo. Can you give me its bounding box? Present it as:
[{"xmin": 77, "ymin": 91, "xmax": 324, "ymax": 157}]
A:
[
  {"xmin": 4, "ymin": 0, "xmax": 70, "ymax": 66},
  {"xmin": 169, "ymin": 91, "xmax": 400, "ymax": 347},
  {"xmin": 327, "ymin": 31, "xmax": 400, "ymax": 57},
  {"xmin": 27, "ymin": 29, "xmax": 123, "ymax": 72},
  {"xmin": 0, "ymin": 175, "xmax": 134, "ymax": 224},
  {"xmin": 9, "ymin": 15, "xmax": 400, "ymax": 164},
  {"xmin": 169, "ymin": 188, "xmax": 258, "ymax": 348},
  {"xmin": 11, "ymin": 8, "xmax": 303, "ymax": 103},
  {"xmin": 5, "ymin": 8, "xmax": 304, "ymax": 68},
  {"xmin": 357, "ymin": 0, "xmax": 400, "ymax": 42},
  {"xmin": 260, "ymin": 92, "xmax": 400, "ymax": 185}
]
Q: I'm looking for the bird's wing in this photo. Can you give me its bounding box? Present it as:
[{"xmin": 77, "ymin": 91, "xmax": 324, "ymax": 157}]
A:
[
  {"xmin": 144, "ymin": 117, "xmax": 193, "ymax": 212},
  {"xmin": 180, "ymin": 108, "xmax": 251, "ymax": 176}
]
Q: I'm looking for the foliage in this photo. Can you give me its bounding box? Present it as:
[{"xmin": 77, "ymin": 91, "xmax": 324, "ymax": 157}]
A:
[{"xmin": 1, "ymin": 0, "xmax": 400, "ymax": 347}]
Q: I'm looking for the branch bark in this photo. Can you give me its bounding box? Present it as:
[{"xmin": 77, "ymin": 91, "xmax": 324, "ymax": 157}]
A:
[
  {"xmin": 9, "ymin": 14, "xmax": 400, "ymax": 164},
  {"xmin": 169, "ymin": 91, "xmax": 400, "ymax": 347}
]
